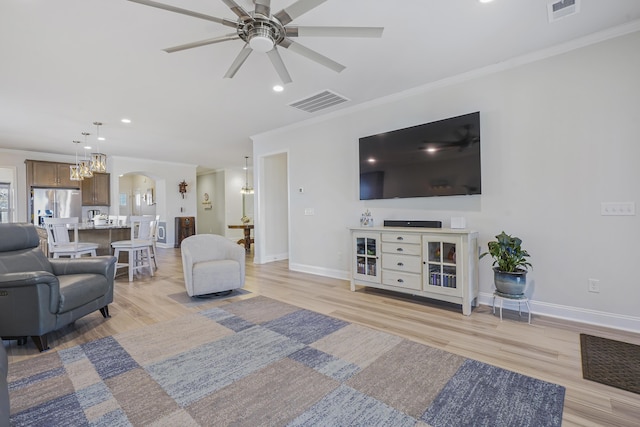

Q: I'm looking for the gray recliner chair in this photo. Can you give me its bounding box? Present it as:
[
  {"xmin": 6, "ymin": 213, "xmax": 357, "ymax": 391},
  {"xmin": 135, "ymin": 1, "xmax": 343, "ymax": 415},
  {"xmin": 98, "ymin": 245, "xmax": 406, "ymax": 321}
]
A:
[
  {"xmin": 181, "ymin": 234, "xmax": 245, "ymax": 297},
  {"xmin": 1, "ymin": 344, "xmax": 8, "ymax": 427},
  {"xmin": 0, "ymin": 223, "xmax": 117, "ymax": 352}
]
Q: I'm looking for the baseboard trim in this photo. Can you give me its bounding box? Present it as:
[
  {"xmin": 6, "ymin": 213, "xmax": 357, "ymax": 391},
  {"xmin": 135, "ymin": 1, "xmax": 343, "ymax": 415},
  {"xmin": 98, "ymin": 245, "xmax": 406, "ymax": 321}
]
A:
[
  {"xmin": 478, "ymin": 292, "xmax": 640, "ymax": 333},
  {"xmin": 255, "ymin": 252, "xmax": 289, "ymax": 264},
  {"xmin": 246, "ymin": 261, "xmax": 640, "ymax": 333},
  {"xmin": 289, "ymin": 263, "xmax": 350, "ymax": 281}
]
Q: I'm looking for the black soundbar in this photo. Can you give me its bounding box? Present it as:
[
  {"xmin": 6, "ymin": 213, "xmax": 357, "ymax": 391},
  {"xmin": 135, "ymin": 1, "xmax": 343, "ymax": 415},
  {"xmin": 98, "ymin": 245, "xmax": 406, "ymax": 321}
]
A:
[{"xmin": 383, "ymin": 220, "xmax": 442, "ymax": 228}]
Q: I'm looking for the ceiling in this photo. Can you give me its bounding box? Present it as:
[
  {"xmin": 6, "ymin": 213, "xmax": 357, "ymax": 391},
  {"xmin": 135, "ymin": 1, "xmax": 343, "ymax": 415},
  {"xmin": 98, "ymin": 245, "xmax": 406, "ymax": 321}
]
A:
[{"xmin": 1, "ymin": 0, "xmax": 639, "ymax": 171}]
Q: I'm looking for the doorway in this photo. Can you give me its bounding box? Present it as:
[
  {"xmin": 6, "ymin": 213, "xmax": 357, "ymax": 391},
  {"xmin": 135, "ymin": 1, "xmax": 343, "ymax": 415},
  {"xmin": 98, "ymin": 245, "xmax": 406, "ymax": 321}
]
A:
[
  {"xmin": 118, "ymin": 174, "xmax": 157, "ymax": 217},
  {"xmin": 257, "ymin": 152, "xmax": 289, "ymax": 263}
]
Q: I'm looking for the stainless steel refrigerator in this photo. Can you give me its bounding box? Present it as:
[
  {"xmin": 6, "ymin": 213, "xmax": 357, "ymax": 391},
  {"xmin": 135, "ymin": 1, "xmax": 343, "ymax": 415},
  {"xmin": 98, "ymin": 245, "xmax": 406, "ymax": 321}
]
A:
[{"xmin": 32, "ymin": 188, "xmax": 82, "ymax": 226}]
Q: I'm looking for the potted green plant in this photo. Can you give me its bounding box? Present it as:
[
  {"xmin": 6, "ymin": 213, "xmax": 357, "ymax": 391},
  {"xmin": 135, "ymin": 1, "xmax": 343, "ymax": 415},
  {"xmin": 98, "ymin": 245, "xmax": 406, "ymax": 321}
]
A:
[{"xmin": 480, "ymin": 231, "xmax": 532, "ymax": 296}]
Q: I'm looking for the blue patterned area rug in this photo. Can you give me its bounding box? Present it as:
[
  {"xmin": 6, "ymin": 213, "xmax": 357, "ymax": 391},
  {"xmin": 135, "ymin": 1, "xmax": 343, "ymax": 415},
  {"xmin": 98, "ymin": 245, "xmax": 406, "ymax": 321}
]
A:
[{"xmin": 7, "ymin": 296, "xmax": 565, "ymax": 426}]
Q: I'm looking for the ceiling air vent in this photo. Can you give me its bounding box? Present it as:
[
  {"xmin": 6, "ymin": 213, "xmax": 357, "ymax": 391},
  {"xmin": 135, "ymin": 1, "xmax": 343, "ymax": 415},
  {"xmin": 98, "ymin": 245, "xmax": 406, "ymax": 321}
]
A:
[
  {"xmin": 548, "ymin": 0, "xmax": 580, "ymax": 22},
  {"xmin": 289, "ymin": 90, "xmax": 350, "ymax": 113}
]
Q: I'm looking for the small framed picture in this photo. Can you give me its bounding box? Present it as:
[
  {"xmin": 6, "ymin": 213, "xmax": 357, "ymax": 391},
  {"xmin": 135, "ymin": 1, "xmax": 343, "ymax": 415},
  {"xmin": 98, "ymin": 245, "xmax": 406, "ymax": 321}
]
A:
[{"xmin": 202, "ymin": 192, "xmax": 212, "ymax": 209}]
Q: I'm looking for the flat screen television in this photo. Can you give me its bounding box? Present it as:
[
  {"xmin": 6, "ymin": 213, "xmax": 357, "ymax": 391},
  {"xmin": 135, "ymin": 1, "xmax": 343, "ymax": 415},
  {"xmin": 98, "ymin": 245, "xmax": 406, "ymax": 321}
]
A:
[{"xmin": 359, "ymin": 112, "xmax": 481, "ymax": 200}]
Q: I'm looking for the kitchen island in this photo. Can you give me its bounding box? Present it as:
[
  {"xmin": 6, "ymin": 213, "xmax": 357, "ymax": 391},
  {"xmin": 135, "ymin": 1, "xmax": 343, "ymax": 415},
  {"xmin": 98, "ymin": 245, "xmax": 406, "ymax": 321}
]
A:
[{"xmin": 37, "ymin": 224, "xmax": 131, "ymax": 257}]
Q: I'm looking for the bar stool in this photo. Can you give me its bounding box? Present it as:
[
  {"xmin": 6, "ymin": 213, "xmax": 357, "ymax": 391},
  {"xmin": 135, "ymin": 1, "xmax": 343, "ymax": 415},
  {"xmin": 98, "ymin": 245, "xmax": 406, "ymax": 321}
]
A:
[
  {"xmin": 111, "ymin": 216, "xmax": 154, "ymax": 281},
  {"xmin": 148, "ymin": 215, "xmax": 160, "ymax": 270},
  {"xmin": 43, "ymin": 217, "xmax": 99, "ymax": 258}
]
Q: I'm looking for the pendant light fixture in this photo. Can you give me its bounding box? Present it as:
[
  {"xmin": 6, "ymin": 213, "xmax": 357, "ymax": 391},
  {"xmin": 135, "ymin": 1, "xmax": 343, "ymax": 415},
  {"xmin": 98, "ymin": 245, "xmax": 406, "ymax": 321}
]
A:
[
  {"xmin": 90, "ymin": 121, "xmax": 107, "ymax": 173},
  {"xmin": 79, "ymin": 131, "xmax": 93, "ymax": 178},
  {"xmin": 240, "ymin": 156, "xmax": 254, "ymax": 194},
  {"xmin": 70, "ymin": 140, "xmax": 84, "ymax": 181}
]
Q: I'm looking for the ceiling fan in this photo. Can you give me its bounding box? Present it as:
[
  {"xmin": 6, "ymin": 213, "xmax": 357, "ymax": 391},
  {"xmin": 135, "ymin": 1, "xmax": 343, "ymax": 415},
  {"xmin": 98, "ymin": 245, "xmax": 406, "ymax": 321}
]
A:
[
  {"xmin": 128, "ymin": 0, "xmax": 384, "ymax": 84},
  {"xmin": 422, "ymin": 125, "xmax": 480, "ymax": 152}
]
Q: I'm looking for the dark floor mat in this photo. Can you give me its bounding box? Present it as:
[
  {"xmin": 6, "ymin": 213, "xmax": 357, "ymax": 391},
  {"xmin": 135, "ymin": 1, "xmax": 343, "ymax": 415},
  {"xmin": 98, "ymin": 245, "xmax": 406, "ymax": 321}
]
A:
[{"xmin": 580, "ymin": 333, "xmax": 640, "ymax": 394}]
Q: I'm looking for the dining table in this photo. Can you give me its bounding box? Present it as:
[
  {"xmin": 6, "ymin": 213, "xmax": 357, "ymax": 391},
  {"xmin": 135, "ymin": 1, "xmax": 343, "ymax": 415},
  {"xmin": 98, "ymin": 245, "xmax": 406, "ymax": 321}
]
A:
[{"xmin": 228, "ymin": 224, "xmax": 254, "ymax": 253}]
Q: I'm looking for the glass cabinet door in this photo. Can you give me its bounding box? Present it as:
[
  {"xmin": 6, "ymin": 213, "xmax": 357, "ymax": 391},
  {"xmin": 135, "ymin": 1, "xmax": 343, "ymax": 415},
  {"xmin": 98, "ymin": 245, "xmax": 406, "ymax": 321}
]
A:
[
  {"xmin": 426, "ymin": 240, "xmax": 457, "ymax": 290},
  {"xmin": 354, "ymin": 234, "xmax": 380, "ymax": 282}
]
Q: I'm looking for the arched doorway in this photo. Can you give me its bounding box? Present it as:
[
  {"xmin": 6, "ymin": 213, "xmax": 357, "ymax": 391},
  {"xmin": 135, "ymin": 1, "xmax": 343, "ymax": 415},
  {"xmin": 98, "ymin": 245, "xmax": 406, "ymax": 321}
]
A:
[{"xmin": 118, "ymin": 173, "xmax": 157, "ymax": 217}]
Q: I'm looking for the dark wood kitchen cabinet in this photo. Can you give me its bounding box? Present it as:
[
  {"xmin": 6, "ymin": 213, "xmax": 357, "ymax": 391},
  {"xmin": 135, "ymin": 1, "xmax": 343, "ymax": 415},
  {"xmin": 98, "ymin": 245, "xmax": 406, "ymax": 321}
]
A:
[
  {"xmin": 25, "ymin": 160, "xmax": 78, "ymax": 188},
  {"xmin": 81, "ymin": 172, "xmax": 110, "ymax": 206}
]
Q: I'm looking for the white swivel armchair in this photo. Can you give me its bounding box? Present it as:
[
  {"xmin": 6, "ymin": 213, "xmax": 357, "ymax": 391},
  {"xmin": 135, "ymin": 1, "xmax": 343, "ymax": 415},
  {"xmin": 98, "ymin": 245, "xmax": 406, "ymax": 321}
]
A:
[{"xmin": 180, "ymin": 234, "xmax": 245, "ymax": 297}]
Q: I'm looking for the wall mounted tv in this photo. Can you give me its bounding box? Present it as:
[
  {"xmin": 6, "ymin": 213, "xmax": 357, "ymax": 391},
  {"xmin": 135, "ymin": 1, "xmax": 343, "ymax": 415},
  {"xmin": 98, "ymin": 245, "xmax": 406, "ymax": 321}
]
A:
[{"xmin": 359, "ymin": 112, "xmax": 481, "ymax": 200}]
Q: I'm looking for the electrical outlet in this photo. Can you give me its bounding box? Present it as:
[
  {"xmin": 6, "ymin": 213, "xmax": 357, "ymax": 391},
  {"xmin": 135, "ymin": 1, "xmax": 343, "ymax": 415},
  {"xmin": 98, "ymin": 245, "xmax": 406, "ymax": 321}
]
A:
[
  {"xmin": 601, "ymin": 202, "xmax": 635, "ymax": 216},
  {"xmin": 588, "ymin": 278, "xmax": 600, "ymax": 293}
]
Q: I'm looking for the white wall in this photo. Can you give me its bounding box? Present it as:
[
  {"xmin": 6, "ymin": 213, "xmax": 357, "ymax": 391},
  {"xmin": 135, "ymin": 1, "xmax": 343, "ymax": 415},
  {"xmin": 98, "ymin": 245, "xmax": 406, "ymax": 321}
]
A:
[
  {"xmin": 252, "ymin": 30, "xmax": 640, "ymax": 331},
  {"xmin": 197, "ymin": 170, "xmax": 226, "ymax": 235}
]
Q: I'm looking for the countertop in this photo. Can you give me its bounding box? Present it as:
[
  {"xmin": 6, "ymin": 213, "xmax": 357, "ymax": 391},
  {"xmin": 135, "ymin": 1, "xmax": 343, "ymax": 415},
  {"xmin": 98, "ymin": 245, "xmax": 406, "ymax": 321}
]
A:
[
  {"xmin": 37, "ymin": 223, "xmax": 130, "ymax": 230},
  {"xmin": 78, "ymin": 224, "xmax": 130, "ymax": 230}
]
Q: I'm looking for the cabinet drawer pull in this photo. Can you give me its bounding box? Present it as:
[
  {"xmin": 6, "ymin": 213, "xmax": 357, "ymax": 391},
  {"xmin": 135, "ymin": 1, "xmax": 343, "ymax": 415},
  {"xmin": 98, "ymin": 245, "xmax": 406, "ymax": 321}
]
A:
[
  {"xmin": 397, "ymin": 279, "xmax": 404, "ymax": 283},
  {"xmin": 396, "ymin": 236, "xmax": 404, "ymax": 241},
  {"xmin": 396, "ymin": 248, "xmax": 403, "ymax": 252},
  {"xmin": 397, "ymin": 262, "xmax": 404, "ymax": 267}
]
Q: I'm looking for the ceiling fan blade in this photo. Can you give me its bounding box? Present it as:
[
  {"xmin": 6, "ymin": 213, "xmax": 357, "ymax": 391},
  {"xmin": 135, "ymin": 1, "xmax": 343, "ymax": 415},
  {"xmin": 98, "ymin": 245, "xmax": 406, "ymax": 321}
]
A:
[
  {"xmin": 220, "ymin": 0, "xmax": 251, "ymax": 20},
  {"xmin": 285, "ymin": 26, "xmax": 384, "ymax": 38},
  {"xmin": 274, "ymin": 0, "xmax": 327, "ymax": 26},
  {"xmin": 128, "ymin": 0, "xmax": 237, "ymax": 28},
  {"xmin": 163, "ymin": 33, "xmax": 240, "ymax": 53},
  {"xmin": 254, "ymin": 0, "xmax": 271, "ymax": 18},
  {"xmin": 279, "ymin": 39, "xmax": 345, "ymax": 73},
  {"xmin": 266, "ymin": 47, "xmax": 292, "ymax": 84},
  {"xmin": 224, "ymin": 45, "xmax": 253, "ymax": 78}
]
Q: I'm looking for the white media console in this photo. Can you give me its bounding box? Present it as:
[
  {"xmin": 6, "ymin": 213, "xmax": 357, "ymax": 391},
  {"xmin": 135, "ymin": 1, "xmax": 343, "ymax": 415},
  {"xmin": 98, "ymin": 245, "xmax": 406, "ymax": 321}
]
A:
[{"xmin": 350, "ymin": 226, "xmax": 479, "ymax": 315}]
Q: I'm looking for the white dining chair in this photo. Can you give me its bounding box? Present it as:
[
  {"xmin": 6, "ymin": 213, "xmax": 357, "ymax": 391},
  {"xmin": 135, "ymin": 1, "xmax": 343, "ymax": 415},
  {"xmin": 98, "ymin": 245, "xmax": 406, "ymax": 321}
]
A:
[
  {"xmin": 43, "ymin": 217, "xmax": 99, "ymax": 258},
  {"xmin": 111, "ymin": 216, "xmax": 154, "ymax": 281},
  {"xmin": 148, "ymin": 215, "xmax": 160, "ymax": 270}
]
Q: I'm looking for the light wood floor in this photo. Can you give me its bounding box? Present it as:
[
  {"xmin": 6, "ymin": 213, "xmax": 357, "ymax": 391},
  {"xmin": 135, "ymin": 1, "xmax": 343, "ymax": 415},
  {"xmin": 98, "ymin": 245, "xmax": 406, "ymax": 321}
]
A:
[{"xmin": 5, "ymin": 247, "xmax": 640, "ymax": 426}]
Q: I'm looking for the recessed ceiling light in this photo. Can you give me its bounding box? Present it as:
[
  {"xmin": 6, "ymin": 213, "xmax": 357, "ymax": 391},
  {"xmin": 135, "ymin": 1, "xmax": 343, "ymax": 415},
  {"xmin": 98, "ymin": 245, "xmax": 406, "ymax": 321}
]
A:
[
  {"xmin": 98, "ymin": 137, "xmax": 106, "ymax": 141},
  {"xmin": 273, "ymin": 85, "xmax": 284, "ymax": 92},
  {"xmin": 121, "ymin": 118, "xmax": 131, "ymax": 123},
  {"xmin": 479, "ymin": 0, "xmax": 494, "ymax": 3}
]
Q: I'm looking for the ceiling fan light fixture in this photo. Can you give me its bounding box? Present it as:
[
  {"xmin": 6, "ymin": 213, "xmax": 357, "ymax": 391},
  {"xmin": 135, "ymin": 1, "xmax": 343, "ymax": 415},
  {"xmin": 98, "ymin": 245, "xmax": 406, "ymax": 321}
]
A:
[
  {"xmin": 249, "ymin": 35, "xmax": 274, "ymax": 52},
  {"xmin": 249, "ymin": 33, "xmax": 274, "ymax": 52},
  {"xmin": 246, "ymin": 19, "xmax": 279, "ymax": 53}
]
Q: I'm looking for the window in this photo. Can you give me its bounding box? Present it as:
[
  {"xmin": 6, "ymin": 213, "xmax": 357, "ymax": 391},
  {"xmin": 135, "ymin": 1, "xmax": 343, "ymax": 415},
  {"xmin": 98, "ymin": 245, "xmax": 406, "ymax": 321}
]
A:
[{"xmin": 0, "ymin": 182, "xmax": 10, "ymax": 223}]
